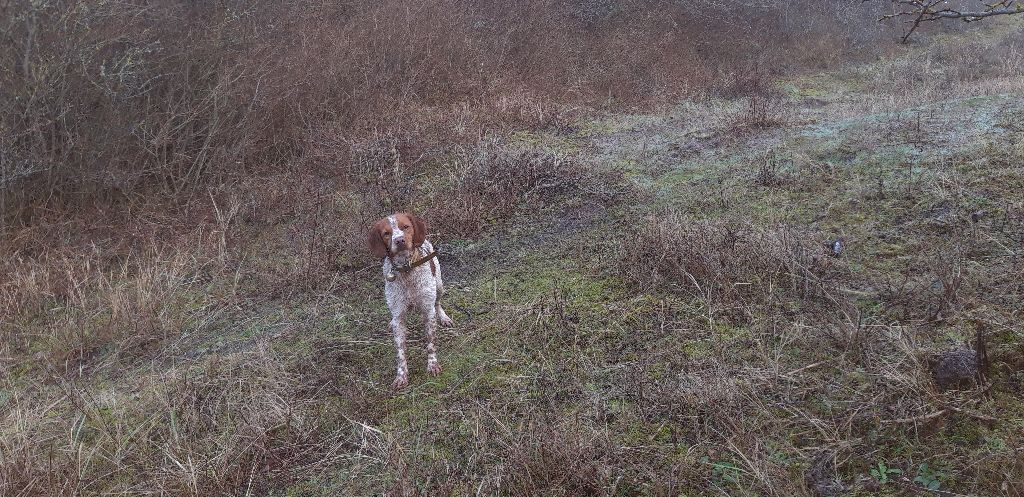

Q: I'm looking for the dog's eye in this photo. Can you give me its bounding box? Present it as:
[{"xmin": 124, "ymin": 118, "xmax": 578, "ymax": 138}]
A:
[
  {"xmin": 400, "ymin": 225, "xmax": 410, "ymax": 230},
  {"xmin": 383, "ymin": 231, "xmax": 391, "ymax": 237}
]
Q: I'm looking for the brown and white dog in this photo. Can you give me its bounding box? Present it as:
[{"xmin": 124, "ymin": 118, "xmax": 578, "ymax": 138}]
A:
[{"xmin": 368, "ymin": 212, "xmax": 453, "ymax": 389}]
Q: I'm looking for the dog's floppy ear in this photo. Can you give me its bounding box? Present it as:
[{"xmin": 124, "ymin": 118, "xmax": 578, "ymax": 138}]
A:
[
  {"xmin": 410, "ymin": 214, "xmax": 427, "ymax": 248},
  {"xmin": 368, "ymin": 222, "xmax": 388, "ymax": 259}
]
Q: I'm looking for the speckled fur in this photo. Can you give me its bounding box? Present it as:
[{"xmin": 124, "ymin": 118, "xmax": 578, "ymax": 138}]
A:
[{"xmin": 374, "ymin": 214, "xmax": 453, "ymax": 390}]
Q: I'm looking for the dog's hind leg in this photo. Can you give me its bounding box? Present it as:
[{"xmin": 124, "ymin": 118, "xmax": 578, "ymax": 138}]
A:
[
  {"xmin": 436, "ymin": 301, "xmax": 454, "ymax": 328},
  {"xmin": 432, "ymin": 262, "xmax": 454, "ymax": 328},
  {"xmin": 435, "ymin": 284, "xmax": 453, "ymax": 328},
  {"xmin": 424, "ymin": 306, "xmax": 443, "ymax": 375}
]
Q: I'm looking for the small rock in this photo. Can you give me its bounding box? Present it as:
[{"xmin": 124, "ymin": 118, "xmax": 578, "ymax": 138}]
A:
[
  {"xmin": 933, "ymin": 348, "xmax": 980, "ymax": 390},
  {"xmin": 829, "ymin": 238, "xmax": 844, "ymax": 257}
]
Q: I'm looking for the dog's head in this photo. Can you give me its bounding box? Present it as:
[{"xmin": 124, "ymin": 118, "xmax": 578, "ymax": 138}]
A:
[{"xmin": 368, "ymin": 212, "xmax": 427, "ymax": 259}]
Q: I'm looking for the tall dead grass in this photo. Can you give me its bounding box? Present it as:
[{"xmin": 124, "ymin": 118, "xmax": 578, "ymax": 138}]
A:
[
  {"xmin": 0, "ymin": 233, "xmax": 221, "ymax": 376},
  {"xmin": 0, "ymin": 349, "xmax": 350, "ymax": 496},
  {"xmin": 851, "ymin": 21, "xmax": 1024, "ymax": 110}
]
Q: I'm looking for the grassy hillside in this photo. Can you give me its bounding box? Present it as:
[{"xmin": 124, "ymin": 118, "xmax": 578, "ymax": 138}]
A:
[{"xmin": 3, "ymin": 15, "xmax": 1024, "ymax": 497}]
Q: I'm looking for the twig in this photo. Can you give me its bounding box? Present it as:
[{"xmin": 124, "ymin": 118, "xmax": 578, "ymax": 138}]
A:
[
  {"xmin": 884, "ymin": 409, "xmax": 949, "ymax": 424},
  {"xmin": 944, "ymin": 405, "xmax": 999, "ymax": 424},
  {"xmin": 786, "ymin": 360, "xmax": 828, "ymax": 376},
  {"xmin": 867, "ymin": 0, "xmax": 1024, "ymax": 41},
  {"xmin": 884, "ymin": 405, "xmax": 999, "ymax": 425}
]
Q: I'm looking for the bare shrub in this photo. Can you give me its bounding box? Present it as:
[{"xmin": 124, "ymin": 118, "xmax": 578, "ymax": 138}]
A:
[
  {"xmin": 877, "ymin": 244, "xmax": 977, "ymax": 323},
  {"xmin": 722, "ymin": 65, "xmax": 790, "ymax": 131},
  {"xmin": 753, "ymin": 151, "xmax": 794, "ymax": 188},
  {"xmin": 501, "ymin": 418, "xmax": 611, "ymax": 496},
  {"xmin": 425, "ymin": 140, "xmax": 620, "ymax": 236},
  {"xmin": 619, "ymin": 213, "xmax": 841, "ymax": 321}
]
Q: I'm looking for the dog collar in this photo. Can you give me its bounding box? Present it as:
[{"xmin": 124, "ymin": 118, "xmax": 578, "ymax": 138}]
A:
[{"xmin": 386, "ymin": 248, "xmax": 438, "ymax": 281}]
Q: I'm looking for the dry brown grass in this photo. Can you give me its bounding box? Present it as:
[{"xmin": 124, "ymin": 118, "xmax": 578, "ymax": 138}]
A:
[
  {"xmin": 833, "ymin": 19, "xmax": 1024, "ymax": 115},
  {"xmin": 425, "ymin": 140, "xmax": 626, "ymax": 237},
  {"xmin": 0, "ymin": 348, "xmax": 349, "ymax": 496}
]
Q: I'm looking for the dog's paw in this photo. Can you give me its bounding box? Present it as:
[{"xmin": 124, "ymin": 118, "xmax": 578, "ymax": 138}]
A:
[
  {"xmin": 392, "ymin": 375, "xmax": 409, "ymax": 390},
  {"xmin": 438, "ymin": 315, "xmax": 454, "ymax": 328},
  {"xmin": 427, "ymin": 362, "xmax": 443, "ymax": 376}
]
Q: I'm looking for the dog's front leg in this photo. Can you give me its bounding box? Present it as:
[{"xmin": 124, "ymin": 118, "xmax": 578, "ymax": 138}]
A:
[{"xmin": 391, "ymin": 316, "xmax": 410, "ymax": 389}]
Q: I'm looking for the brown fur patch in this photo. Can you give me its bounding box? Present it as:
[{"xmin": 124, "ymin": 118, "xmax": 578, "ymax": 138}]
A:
[
  {"xmin": 407, "ymin": 213, "xmax": 427, "ymax": 248},
  {"xmin": 367, "ymin": 218, "xmax": 390, "ymax": 259}
]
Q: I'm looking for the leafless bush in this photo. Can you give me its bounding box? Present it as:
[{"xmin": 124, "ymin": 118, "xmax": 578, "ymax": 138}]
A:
[
  {"xmin": 502, "ymin": 418, "xmax": 611, "ymax": 496},
  {"xmin": 425, "ymin": 140, "xmax": 621, "ymax": 236},
  {"xmin": 619, "ymin": 213, "xmax": 841, "ymax": 320},
  {"xmin": 753, "ymin": 151, "xmax": 794, "ymax": 188},
  {"xmin": 723, "ymin": 65, "xmax": 790, "ymax": 131},
  {"xmin": 877, "ymin": 246, "xmax": 976, "ymax": 323}
]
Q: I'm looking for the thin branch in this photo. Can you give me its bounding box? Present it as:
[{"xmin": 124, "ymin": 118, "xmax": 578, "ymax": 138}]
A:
[
  {"xmin": 884, "ymin": 405, "xmax": 1000, "ymax": 425},
  {"xmin": 867, "ymin": 0, "xmax": 1024, "ymax": 41}
]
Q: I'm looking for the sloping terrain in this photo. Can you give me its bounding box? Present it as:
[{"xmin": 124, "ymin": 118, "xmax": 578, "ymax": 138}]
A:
[{"xmin": 2, "ymin": 22, "xmax": 1024, "ymax": 497}]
